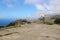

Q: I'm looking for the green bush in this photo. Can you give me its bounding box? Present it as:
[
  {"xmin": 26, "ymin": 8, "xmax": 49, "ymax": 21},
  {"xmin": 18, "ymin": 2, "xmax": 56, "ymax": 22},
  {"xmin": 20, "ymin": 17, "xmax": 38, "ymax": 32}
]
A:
[
  {"xmin": 54, "ymin": 18, "xmax": 60, "ymax": 24},
  {"xmin": 45, "ymin": 20, "xmax": 54, "ymax": 25}
]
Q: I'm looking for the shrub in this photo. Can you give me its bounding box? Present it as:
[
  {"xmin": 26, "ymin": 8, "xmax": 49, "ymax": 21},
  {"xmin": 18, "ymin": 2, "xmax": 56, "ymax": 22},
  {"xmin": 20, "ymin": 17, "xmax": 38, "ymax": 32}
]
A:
[
  {"xmin": 27, "ymin": 21, "xmax": 31, "ymax": 24},
  {"xmin": 54, "ymin": 18, "xmax": 60, "ymax": 24},
  {"xmin": 45, "ymin": 20, "xmax": 54, "ymax": 25},
  {"xmin": 0, "ymin": 26, "xmax": 5, "ymax": 29}
]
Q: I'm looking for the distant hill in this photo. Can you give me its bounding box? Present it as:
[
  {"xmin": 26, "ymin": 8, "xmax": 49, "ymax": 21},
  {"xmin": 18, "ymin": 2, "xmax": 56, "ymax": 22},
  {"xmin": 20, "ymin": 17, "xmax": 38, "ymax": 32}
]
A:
[{"xmin": 50, "ymin": 15, "xmax": 60, "ymax": 19}]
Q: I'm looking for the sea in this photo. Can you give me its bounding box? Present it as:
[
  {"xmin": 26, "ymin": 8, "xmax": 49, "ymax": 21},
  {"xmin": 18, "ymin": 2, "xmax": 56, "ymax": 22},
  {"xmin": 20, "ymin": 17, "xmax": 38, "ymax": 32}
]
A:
[{"xmin": 0, "ymin": 18, "xmax": 17, "ymax": 26}]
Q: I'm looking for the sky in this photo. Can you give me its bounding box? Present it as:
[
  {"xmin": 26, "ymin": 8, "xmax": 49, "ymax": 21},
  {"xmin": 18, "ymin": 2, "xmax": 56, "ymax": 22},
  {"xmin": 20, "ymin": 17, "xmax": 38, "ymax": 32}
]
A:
[{"xmin": 0, "ymin": 0, "xmax": 60, "ymax": 19}]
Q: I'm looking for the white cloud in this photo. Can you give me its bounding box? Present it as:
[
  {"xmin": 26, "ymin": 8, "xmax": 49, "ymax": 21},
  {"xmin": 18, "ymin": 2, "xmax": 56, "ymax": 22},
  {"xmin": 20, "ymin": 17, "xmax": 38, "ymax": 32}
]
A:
[
  {"xmin": 24, "ymin": 0, "xmax": 60, "ymax": 14},
  {"xmin": 24, "ymin": 0, "xmax": 47, "ymax": 11},
  {"xmin": 47, "ymin": 0, "xmax": 60, "ymax": 11},
  {"xmin": 0, "ymin": 0, "xmax": 17, "ymax": 8},
  {"xmin": 35, "ymin": 4, "xmax": 46, "ymax": 11},
  {"xmin": 46, "ymin": 0, "xmax": 60, "ymax": 14},
  {"xmin": 24, "ymin": 0, "xmax": 40, "ymax": 4},
  {"xmin": 24, "ymin": 0, "xmax": 48, "ymax": 11}
]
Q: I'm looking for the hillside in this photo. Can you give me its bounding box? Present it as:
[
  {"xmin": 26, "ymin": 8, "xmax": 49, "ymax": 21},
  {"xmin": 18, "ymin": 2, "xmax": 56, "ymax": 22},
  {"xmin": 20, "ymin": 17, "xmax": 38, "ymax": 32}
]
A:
[{"xmin": 6, "ymin": 19, "xmax": 31, "ymax": 27}]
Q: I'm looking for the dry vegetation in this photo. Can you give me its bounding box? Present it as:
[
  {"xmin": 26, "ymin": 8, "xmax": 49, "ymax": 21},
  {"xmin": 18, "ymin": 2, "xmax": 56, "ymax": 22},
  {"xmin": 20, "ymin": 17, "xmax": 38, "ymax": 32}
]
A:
[{"xmin": 0, "ymin": 18, "xmax": 60, "ymax": 29}]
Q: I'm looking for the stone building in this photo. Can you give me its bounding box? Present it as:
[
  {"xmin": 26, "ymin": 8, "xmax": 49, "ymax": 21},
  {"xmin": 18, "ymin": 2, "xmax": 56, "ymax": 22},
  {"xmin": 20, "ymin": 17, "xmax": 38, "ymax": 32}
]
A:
[{"xmin": 39, "ymin": 13, "xmax": 45, "ymax": 23}]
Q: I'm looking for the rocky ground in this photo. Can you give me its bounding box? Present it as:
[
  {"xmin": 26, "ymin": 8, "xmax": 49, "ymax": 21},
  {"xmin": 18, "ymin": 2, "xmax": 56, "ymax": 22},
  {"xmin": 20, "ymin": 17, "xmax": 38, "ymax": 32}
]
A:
[{"xmin": 0, "ymin": 24, "xmax": 60, "ymax": 40}]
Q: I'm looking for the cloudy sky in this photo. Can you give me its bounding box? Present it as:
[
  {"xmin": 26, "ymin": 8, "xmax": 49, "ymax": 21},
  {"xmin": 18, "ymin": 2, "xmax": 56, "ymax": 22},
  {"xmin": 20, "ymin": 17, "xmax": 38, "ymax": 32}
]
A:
[{"xmin": 0, "ymin": 0, "xmax": 60, "ymax": 19}]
